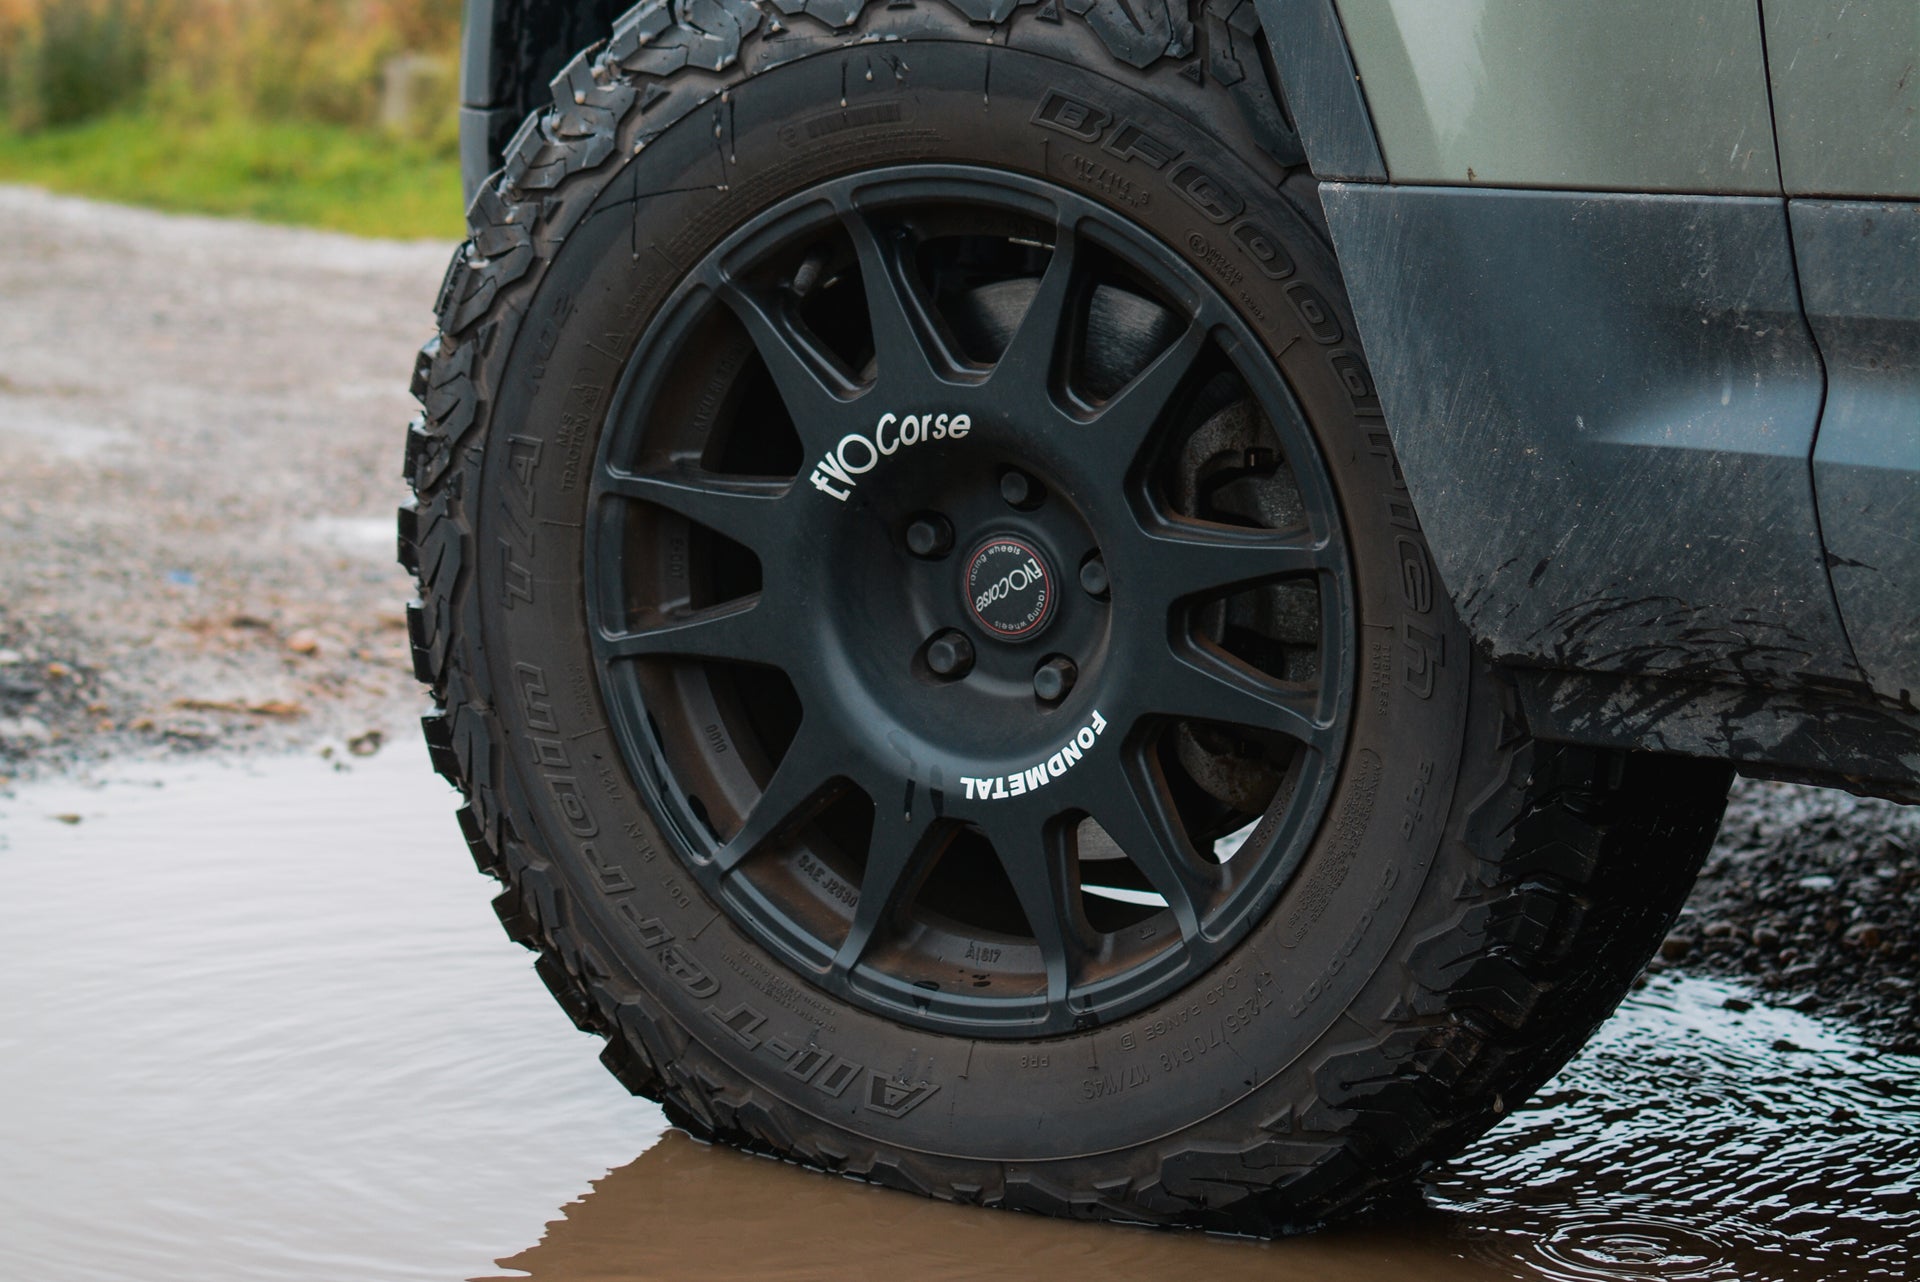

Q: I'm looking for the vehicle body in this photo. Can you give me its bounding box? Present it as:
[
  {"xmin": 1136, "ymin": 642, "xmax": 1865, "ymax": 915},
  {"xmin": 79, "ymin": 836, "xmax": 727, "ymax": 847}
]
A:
[
  {"xmin": 404, "ymin": 0, "xmax": 1918, "ymax": 1230},
  {"xmin": 455, "ymin": 0, "xmax": 1920, "ymax": 804}
]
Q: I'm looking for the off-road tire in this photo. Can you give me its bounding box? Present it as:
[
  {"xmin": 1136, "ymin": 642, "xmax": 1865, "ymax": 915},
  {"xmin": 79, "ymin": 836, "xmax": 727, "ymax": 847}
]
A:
[{"xmin": 398, "ymin": 0, "xmax": 1734, "ymax": 1230}]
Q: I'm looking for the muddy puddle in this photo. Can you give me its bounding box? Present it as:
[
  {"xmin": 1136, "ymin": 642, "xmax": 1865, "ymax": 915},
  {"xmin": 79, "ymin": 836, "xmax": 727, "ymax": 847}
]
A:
[{"xmin": 2, "ymin": 746, "xmax": 1915, "ymax": 1281}]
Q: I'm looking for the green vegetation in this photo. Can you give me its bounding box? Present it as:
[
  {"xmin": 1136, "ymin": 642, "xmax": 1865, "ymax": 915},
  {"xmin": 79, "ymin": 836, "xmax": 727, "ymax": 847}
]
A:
[
  {"xmin": 0, "ymin": 0, "xmax": 465, "ymax": 239},
  {"xmin": 0, "ymin": 109, "xmax": 463, "ymax": 238}
]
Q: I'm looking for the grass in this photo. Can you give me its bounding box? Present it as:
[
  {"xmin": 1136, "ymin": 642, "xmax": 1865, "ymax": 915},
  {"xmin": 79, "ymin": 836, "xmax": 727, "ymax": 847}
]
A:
[{"xmin": 0, "ymin": 108, "xmax": 464, "ymax": 239}]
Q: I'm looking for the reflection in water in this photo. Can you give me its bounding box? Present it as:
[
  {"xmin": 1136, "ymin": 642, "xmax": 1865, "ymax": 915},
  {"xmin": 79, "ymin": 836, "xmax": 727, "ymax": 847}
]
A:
[
  {"xmin": 487, "ymin": 977, "xmax": 1920, "ymax": 1282},
  {"xmin": 0, "ymin": 745, "xmax": 667, "ymax": 1282},
  {"xmin": 481, "ymin": 1131, "xmax": 1492, "ymax": 1282},
  {"xmin": 0, "ymin": 747, "xmax": 1915, "ymax": 1282}
]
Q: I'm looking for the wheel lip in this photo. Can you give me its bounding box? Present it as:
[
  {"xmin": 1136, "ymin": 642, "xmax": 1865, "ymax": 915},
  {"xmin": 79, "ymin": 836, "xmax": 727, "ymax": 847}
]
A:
[{"xmin": 585, "ymin": 162, "xmax": 1358, "ymax": 1037}]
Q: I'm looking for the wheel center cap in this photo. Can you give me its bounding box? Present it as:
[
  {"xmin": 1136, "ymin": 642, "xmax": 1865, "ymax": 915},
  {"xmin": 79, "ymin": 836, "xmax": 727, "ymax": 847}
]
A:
[{"xmin": 964, "ymin": 535, "xmax": 1057, "ymax": 640}]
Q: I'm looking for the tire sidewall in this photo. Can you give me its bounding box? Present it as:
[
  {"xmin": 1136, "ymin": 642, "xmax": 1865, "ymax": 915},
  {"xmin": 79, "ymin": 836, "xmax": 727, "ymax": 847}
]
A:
[{"xmin": 471, "ymin": 32, "xmax": 1472, "ymax": 1161}]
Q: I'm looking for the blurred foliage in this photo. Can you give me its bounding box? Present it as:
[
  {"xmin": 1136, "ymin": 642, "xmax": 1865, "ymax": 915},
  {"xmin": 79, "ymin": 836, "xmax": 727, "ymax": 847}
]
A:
[
  {"xmin": 0, "ymin": 0, "xmax": 465, "ymax": 236},
  {"xmin": 0, "ymin": 107, "xmax": 463, "ymax": 236},
  {"xmin": 2, "ymin": 0, "xmax": 151, "ymax": 130}
]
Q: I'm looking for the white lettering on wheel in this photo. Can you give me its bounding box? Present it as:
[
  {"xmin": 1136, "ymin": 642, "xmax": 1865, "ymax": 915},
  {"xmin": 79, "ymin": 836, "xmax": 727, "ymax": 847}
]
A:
[
  {"xmin": 810, "ymin": 410, "xmax": 971, "ymax": 502},
  {"xmin": 961, "ymin": 710, "xmax": 1108, "ymax": 800}
]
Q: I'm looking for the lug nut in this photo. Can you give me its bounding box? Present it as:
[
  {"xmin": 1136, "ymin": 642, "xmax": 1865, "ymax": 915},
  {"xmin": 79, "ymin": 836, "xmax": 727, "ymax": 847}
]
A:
[
  {"xmin": 925, "ymin": 630, "xmax": 975, "ymax": 678},
  {"xmin": 1033, "ymin": 656, "xmax": 1077, "ymax": 702},
  {"xmin": 905, "ymin": 514, "xmax": 954, "ymax": 558},
  {"xmin": 1078, "ymin": 555, "xmax": 1109, "ymax": 598},
  {"xmin": 1000, "ymin": 468, "xmax": 1040, "ymax": 509}
]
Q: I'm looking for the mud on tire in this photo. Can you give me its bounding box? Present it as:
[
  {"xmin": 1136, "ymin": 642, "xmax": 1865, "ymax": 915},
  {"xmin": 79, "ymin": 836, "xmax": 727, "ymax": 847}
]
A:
[{"xmin": 398, "ymin": 0, "xmax": 1734, "ymax": 1230}]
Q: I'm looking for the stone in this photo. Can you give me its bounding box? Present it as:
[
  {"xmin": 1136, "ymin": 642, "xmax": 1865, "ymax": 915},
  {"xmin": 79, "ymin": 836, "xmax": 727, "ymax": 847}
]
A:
[
  {"xmin": 1659, "ymin": 935, "xmax": 1695, "ymax": 962},
  {"xmin": 0, "ymin": 715, "xmax": 52, "ymax": 744},
  {"xmin": 1844, "ymin": 922, "xmax": 1885, "ymax": 950}
]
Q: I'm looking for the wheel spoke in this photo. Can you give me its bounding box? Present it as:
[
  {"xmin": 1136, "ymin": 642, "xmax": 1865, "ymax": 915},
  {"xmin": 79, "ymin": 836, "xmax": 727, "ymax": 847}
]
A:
[
  {"xmin": 1139, "ymin": 643, "xmax": 1332, "ymax": 749},
  {"xmin": 832, "ymin": 806, "xmax": 946, "ymax": 975},
  {"xmin": 839, "ymin": 206, "xmax": 955, "ymax": 384},
  {"xmin": 714, "ymin": 278, "xmax": 860, "ymax": 439},
  {"xmin": 713, "ymin": 723, "xmax": 843, "ymax": 874},
  {"xmin": 601, "ymin": 598, "xmax": 783, "ymax": 667},
  {"xmin": 989, "ymin": 221, "xmax": 1080, "ymax": 395},
  {"xmin": 1092, "ymin": 761, "xmax": 1217, "ymax": 943},
  {"xmin": 1086, "ymin": 319, "xmax": 1208, "ymax": 476},
  {"xmin": 1128, "ymin": 519, "xmax": 1332, "ymax": 600},
  {"xmin": 983, "ymin": 816, "xmax": 1082, "ymax": 1013},
  {"xmin": 600, "ymin": 467, "xmax": 789, "ymax": 556}
]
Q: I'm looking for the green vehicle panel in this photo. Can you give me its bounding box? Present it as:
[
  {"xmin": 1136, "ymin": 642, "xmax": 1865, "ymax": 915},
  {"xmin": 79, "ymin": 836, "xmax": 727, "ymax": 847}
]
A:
[
  {"xmin": 1333, "ymin": 0, "xmax": 1779, "ymax": 193},
  {"xmin": 1765, "ymin": 0, "xmax": 1920, "ymax": 198}
]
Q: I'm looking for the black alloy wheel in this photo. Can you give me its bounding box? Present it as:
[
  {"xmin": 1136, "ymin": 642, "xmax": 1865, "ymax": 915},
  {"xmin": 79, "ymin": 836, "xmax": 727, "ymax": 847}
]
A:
[
  {"xmin": 589, "ymin": 168, "xmax": 1354, "ymax": 1036},
  {"xmin": 403, "ymin": 2, "xmax": 1736, "ymax": 1231}
]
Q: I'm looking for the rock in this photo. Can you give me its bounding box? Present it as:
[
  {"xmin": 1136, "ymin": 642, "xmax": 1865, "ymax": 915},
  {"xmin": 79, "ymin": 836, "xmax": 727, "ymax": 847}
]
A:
[
  {"xmin": 0, "ymin": 715, "xmax": 52, "ymax": 745},
  {"xmin": 1659, "ymin": 935, "xmax": 1695, "ymax": 962},
  {"xmin": 1722, "ymin": 996, "xmax": 1753, "ymax": 1012},
  {"xmin": 1795, "ymin": 874, "xmax": 1837, "ymax": 892},
  {"xmin": 346, "ymin": 729, "xmax": 384, "ymax": 757},
  {"xmin": 1844, "ymin": 922, "xmax": 1885, "ymax": 950},
  {"xmin": 0, "ymin": 648, "xmax": 22, "ymax": 664},
  {"xmin": 1752, "ymin": 924, "xmax": 1783, "ymax": 949},
  {"xmin": 285, "ymin": 629, "xmax": 320, "ymax": 655},
  {"xmin": 1704, "ymin": 920, "xmax": 1738, "ymax": 940},
  {"xmin": 50, "ymin": 813, "xmax": 80, "ymax": 825}
]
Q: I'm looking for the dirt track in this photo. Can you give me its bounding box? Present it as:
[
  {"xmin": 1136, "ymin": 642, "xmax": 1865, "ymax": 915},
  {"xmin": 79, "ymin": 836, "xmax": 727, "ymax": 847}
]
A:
[
  {"xmin": 0, "ymin": 183, "xmax": 445, "ymax": 772},
  {"xmin": 0, "ymin": 183, "xmax": 1911, "ymax": 1043}
]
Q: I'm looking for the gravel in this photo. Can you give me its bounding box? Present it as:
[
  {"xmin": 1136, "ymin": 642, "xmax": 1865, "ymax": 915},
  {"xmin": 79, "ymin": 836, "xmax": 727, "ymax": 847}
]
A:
[
  {"xmin": 1, "ymin": 182, "xmax": 1912, "ymax": 1044},
  {"xmin": 0, "ymin": 184, "xmax": 449, "ymax": 777},
  {"xmin": 1662, "ymin": 778, "xmax": 1920, "ymax": 1051}
]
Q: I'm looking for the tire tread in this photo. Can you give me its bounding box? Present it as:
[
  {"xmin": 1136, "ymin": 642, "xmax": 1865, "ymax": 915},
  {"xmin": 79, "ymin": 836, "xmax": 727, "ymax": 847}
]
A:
[{"xmin": 400, "ymin": 0, "xmax": 1727, "ymax": 1229}]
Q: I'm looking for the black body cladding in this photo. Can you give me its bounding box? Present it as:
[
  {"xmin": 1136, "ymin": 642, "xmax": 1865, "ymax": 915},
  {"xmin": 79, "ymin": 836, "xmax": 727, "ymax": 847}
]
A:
[
  {"xmin": 1321, "ymin": 185, "xmax": 1920, "ymax": 800},
  {"xmin": 1795, "ymin": 200, "xmax": 1920, "ymax": 707}
]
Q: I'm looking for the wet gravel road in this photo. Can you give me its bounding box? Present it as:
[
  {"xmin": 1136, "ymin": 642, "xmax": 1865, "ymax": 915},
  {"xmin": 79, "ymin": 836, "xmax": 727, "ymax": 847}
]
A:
[
  {"xmin": 0, "ymin": 183, "xmax": 439, "ymax": 770},
  {"xmin": 0, "ymin": 182, "xmax": 1912, "ymax": 1048}
]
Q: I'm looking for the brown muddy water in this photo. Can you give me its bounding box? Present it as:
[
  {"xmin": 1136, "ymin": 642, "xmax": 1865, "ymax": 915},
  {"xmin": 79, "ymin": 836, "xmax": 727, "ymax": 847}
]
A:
[{"xmin": 2, "ymin": 745, "xmax": 1916, "ymax": 1281}]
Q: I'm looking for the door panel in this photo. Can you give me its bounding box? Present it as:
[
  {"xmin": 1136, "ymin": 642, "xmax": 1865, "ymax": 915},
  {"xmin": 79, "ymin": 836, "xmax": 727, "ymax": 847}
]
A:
[
  {"xmin": 1762, "ymin": 0, "xmax": 1920, "ymax": 199},
  {"xmin": 1797, "ymin": 200, "xmax": 1920, "ymax": 702},
  {"xmin": 1333, "ymin": 0, "xmax": 1778, "ymax": 192}
]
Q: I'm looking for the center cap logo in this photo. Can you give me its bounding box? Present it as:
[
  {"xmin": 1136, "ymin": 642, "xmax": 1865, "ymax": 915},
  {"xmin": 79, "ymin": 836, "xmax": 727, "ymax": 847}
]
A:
[{"xmin": 965, "ymin": 536, "xmax": 1056, "ymax": 639}]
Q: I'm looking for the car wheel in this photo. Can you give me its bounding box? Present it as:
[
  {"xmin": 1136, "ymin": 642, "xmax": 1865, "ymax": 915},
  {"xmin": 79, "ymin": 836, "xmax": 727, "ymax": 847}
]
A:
[{"xmin": 400, "ymin": 0, "xmax": 1733, "ymax": 1229}]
